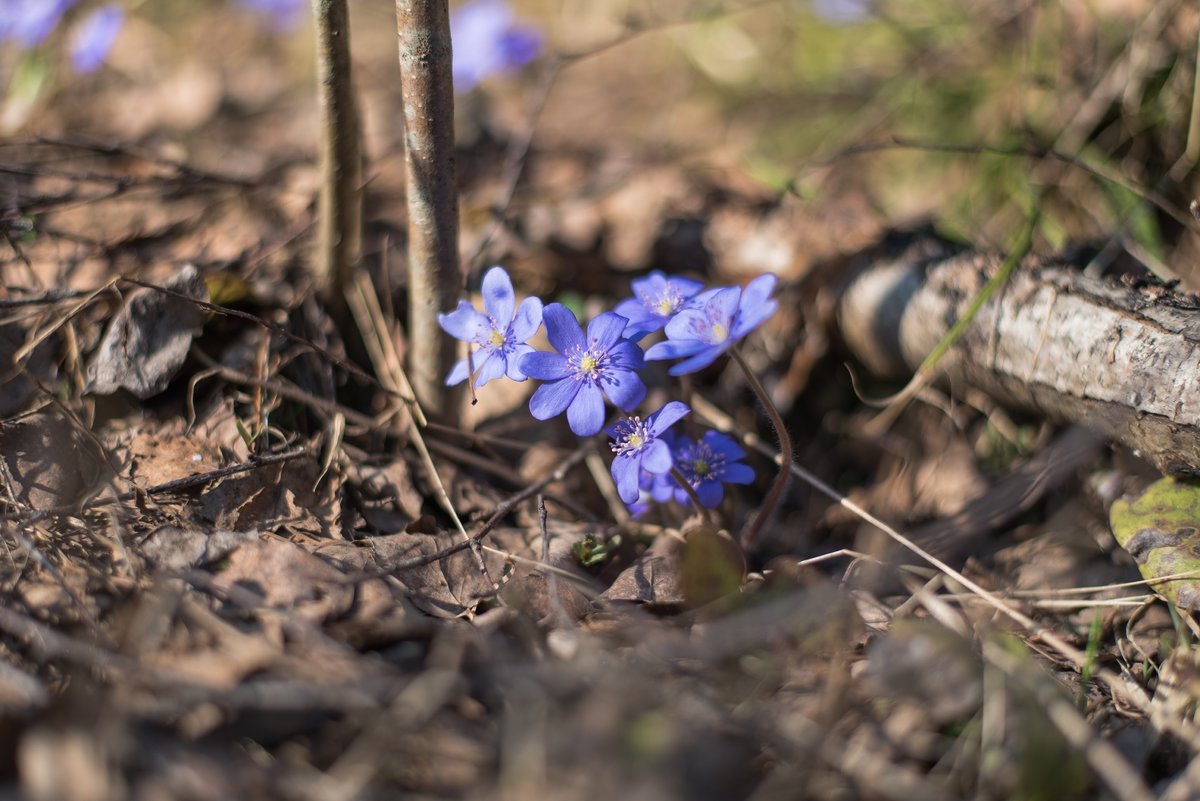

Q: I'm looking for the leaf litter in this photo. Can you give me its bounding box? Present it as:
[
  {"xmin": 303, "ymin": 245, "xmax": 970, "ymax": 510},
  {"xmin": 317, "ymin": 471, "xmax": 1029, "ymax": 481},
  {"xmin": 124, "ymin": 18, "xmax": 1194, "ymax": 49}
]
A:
[{"xmin": 0, "ymin": 7, "xmax": 1199, "ymax": 801}]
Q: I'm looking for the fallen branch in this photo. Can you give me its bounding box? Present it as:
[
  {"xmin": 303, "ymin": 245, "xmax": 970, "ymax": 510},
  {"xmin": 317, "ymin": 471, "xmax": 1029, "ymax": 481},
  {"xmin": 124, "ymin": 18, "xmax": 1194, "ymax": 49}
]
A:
[{"xmin": 839, "ymin": 237, "xmax": 1200, "ymax": 474}]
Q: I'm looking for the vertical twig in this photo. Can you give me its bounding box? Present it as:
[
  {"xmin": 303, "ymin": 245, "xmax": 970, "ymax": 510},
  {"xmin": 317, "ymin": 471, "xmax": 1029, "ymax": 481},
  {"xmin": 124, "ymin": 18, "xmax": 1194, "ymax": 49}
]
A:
[
  {"xmin": 396, "ymin": 0, "xmax": 462, "ymax": 426},
  {"xmin": 310, "ymin": 0, "xmax": 362, "ymax": 310},
  {"xmin": 731, "ymin": 347, "xmax": 792, "ymax": 552}
]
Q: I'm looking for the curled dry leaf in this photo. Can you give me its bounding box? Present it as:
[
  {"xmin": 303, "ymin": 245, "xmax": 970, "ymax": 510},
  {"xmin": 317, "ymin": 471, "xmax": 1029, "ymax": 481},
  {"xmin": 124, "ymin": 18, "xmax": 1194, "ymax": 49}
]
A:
[{"xmin": 86, "ymin": 264, "xmax": 209, "ymax": 399}]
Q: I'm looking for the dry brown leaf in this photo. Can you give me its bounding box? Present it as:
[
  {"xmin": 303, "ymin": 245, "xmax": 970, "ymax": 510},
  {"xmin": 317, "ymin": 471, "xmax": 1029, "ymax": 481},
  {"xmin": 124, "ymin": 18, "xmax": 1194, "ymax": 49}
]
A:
[
  {"xmin": 213, "ymin": 538, "xmax": 352, "ymax": 622},
  {"xmin": 198, "ymin": 456, "xmax": 340, "ymax": 537},
  {"xmin": 85, "ymin": 264, "xmax": 208, "ymax": 399},
  {"xmin": 138, "ymin": 526, "xmax": 257, "ymax": 573},
  {"xmin": 0, "ymin": 407, "xmax": 109, "ymax": 510}
]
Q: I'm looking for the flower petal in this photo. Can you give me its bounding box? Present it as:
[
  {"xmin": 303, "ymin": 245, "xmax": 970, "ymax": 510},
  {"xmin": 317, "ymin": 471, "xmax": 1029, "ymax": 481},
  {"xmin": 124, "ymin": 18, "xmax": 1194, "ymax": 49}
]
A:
[
  {"xmin": 472, "ymin": 351, "xmax": 508, "ymax": 388},
  {"xmin": 519, "ymin": 351, "xmax": 571, "ymax": 380},
  {"xmin": 510, "ymin": 296, "xmax": 544, "ymax": 342},
  {"xmin": 481, "ymin": 266, "xmax": 516, "ymax": 325},
  {"xmin": 504, "ymin": 343, "xmax": 535, "ymax": 381},
  {"xmin": 438, "ymin": 301, "xmax": 489, "ymax": 342},
  {"xmin": 722, "ymin": 463, "xmax": 756, "ymax": 484},
  {"xmin": 648, "ymin": 401, "xmax": 690, "ymax": 435},
  {"xmin": 600, "ymin": 368, "xmax": 646, "ymax": 411},
  {"xmin": 607, "ymin": 340, "xmax": 646, "ymax": 371},
  {"xmin": 566, "ymin": 382, "xmax": 605, "ymax": 435},
  {"xmin": 586, "ymin": 312, "xmax": 628, "ymax": 351},
  {"xmin": 543, "ymin": 303, "xmax": 585, "ymax": 354},
  {"xmin": 641, "ymin": 439, "xmax": 673, "ymax": 474},
  {"xmin": 528, "ymin": 378, "xmax": 581, "ymax": 420},
  {"xmin": 694, "ymin": 480, "xmax": 724, "ymax": 508},
  {"xmin": 612, "ymin": 453, "xmax": 641, "ymax": 504},
  {"xmin": 704, "ymin": 431, "xmax": 746, "ymax": 461},
  {"xmin": 668, "ymin": 344, "xmax": 726, "ymax": 376},
  {"xmin": 669, "ymin": 275, "xmax": 706, "ymax": 298},
  {"xmin": 444, "ymin": 357, "xmax": 470, "ymax": 386},
  {"xmin": 644, "ymin": 338, "xmax": 708, "ymax": 362}
]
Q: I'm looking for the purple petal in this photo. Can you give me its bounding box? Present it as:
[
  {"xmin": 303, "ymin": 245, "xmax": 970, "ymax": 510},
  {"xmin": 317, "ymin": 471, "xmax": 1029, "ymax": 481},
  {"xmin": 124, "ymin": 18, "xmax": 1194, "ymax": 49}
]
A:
[
  {"xmin": 504, "ymin": 343, "xmax": 535, "ymax": 381},
  {"xmin": 644, "ymin": 338, "xmax": 708, "ymax": 361},
  {"xmin": 69, "ymin": 5, "xmax": 123, "ymax": 74},
  {"xmin": 612, "ymin": 453, "xmax": 641, "ymax": 504},
  {"xmin": 663, "ymin": 307, "xmax": 711, "ymax": 342},
  {"xmin": 607, "ymin": 340, "xmax": 645, "ymax": 371},
  {"xmin": 722, "ymin": 463, "xmax": 756, "ymax": 484},
  {"xmin": 542, "ymin": 303, "xmax": 585, "ymax": 355},
  {"xmin": 529, "ymin": 378, "xmax": 581, "ymax": 420},
  {"xmin": 668, "ymin": 275, "xmax": 706, "ymax": 298},
  {"xmin": 498, "ymin": 25, "xmax": 542, "ymax": 66},
  {"xmin": 600, "ymin": 368, "xmax": 646, "ymax": 411},
  {"xmin": 668, "ymin": 345, "xmax": 727, "ymax": 376},
  {"xmin": 732, "ymin": 298, "xmax": 779, "ymax": 340},
  {"xmin": 510, "ymin": 296, "xmax": 543, "ymax": 342},
  {"xmin": 438, "ymin": 301, "xmax": 489, "ymax": 342},
  {"xmin": 586, "ymin": 312, "xmax": 628, "ymax": 351},
  {"xmin": 481, "ymin": 266, "xmax": 515, "ymax": 326},
  {"xmin": 519, "ymin": 351, "xmax": 571, "ymax": 380},
  {"xmin": 641, "ymin": 440, "xmax": 672, "ymax": 474},
  {"xmin": 444, "ymin": 357, "xmax": 470, "ymax": 386},
  {"xmin": 648, "ymin": 401, "xmax": 690, "ymax": 435},
  {"xmin": 472, "ymin": 352, "xmax": 508, "ymax": 388},
  {"xmin": 693, "ymin": 481, "xmax": 724, "ymax": 508},
  {"xmin": 704, "ymin": 431, "xmax": 746, "ymax": 460},
  {"xmin": 566, "ymin": 383, "xmax": 605, "ymax": 436}
]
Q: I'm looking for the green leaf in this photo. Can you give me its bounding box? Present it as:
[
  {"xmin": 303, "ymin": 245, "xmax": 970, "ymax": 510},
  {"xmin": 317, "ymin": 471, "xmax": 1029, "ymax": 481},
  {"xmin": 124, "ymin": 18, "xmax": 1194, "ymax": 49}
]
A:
[{"xmin": 1109, "ymin": 477, "xmax": 1200, "ymax": 610}]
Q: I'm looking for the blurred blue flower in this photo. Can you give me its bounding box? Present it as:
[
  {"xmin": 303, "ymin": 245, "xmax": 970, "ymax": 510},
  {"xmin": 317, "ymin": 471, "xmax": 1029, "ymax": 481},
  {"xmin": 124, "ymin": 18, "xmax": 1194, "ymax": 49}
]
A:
[
  {"xmin": 669, "ymin": 430, "xmax": 755, "ymax": 508},
  {"xmin": 438, "ymin": 265, "xmax": 543, "ymax": 389},
  {"xmin": 613, "ymin": 270, "xmax": 705, "ymax": 340},
  {"xmin": 519, "ymin": 305, "xmax": 645, "ymax": 436},
  {"xmin": 607, "ymin": 402, "xmax": 690, "ymax": 505},
  {"xmin": 69, "ymin": 4, "xmax": 122, "ymax": 73},
  {"xmin": 235, "ymin": 0, "xmax": 308, "ymax": 33},
  {"xmin": 451, "ymin": 0, "xmax": 542, "ymax": 92},
  {"xmin": 0, "ymin": 0, "xmax": 75, "ymax": 49},
  {"xmin": 644, "ymin": 274, "xmax": 779, "ymax": 375},
  {"xmin": 811, "ymin": 0, "xmax": 871, "ymax": 25}
]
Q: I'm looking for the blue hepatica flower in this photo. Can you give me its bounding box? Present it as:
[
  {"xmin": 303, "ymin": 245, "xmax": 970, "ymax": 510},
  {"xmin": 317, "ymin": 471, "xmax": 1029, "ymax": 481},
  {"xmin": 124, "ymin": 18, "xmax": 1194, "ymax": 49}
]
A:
[
  {"xmin": 235, "ymin": 0, "xmax": 308, "ymax": 33},
  {"xmin": 450, "ymin": 0, "xmax": 542, "ymax": 93},
  {"xmin": 0, "ymin": 0, "xmax": 75, "ymax": 49},
  {"xmin": 670, "ymin": 431, "xmax": 755, "ymax": 508},
  {"xmin": 438, "ymin": 266, "xmax": 543, "ymax": 389},
  {"xmin": 519, "ymin": 305, "xmax": 646, "ymax": 436},
  {"xmin": 69, "ymin": 4, "xmax": 122, "ymax": 74},
  {"xmin": 645, "ymin": 274, "xmax": 779, "ymax": 375},
  {"xmin": 607, "ymin": 401, "xmax": 690, "ymax": 505},
  {"xmin": 613, "ymin": 270, "xmax": 705, "ymax": 339}
]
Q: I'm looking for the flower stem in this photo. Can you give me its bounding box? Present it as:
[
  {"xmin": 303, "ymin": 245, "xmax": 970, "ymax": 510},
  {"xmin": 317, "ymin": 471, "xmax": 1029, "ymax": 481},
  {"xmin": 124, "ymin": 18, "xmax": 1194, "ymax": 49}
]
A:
[
  {"xmin": 670, "ymin": 467, "xmax": 714, "ymax": 523},
  {"xmin": 730, "ymin": 346, "xmax": 792, "ymax": 551}
]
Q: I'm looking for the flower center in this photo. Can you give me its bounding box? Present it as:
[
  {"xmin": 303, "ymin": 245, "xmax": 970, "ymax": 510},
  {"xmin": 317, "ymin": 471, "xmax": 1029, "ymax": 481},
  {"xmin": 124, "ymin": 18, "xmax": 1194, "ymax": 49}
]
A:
[
  {"xmin": 610, "ymin": 417, "xmax": 651, "ymax": 456},
  {"xmin": 680, "ymin": 443, "xmax": 725, "ymax": 483},
  {"xmin": 710, "ymin": 323, "xmax": 729, "ymax": 342},
  {"xmin": 569, "ymin": 345, "xmax": 606, "ymax": 380},
  {"xmin": 488, "ymin": 329, "xmax": 506, "ymax": 348}
]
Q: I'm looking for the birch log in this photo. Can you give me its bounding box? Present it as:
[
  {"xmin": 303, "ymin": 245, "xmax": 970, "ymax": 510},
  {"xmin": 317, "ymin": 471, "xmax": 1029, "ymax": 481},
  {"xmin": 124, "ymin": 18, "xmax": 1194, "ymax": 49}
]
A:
[{"xmin": 838, "ymin": 239, "xmax": 1200, "ymax": 475}]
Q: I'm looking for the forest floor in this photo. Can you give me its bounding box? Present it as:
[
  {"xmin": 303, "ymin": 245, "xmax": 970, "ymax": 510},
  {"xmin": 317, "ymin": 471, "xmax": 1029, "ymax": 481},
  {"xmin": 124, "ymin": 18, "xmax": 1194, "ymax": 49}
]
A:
[{"xmin": 2, "ymin": 2, "xmax": 1200, "ymax": 800}]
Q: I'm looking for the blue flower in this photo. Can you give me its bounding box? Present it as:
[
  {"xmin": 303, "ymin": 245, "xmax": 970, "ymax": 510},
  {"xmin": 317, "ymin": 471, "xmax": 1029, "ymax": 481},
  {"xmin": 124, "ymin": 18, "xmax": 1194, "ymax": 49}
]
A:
[
  {"xmin": 450, "ymin": 0, "xmax": 542, "ymax": 93},
  {"xmin": 69, "ymin": 4, "xmax": 122, "ymax": 74},
  {"xmin": 607, "ymin": 401, "xmax": 690, "ymax": 504},
  {"xmin": 235, "ymin": 0, "xmax": 308, "ymax": 33},
  {"xmin": 438, "ymin": 266, "xmax": 543, "ymax": 389},
  {"xmin": 519, "ymin": 305, "xmax": 646, "ymax": 436},
  {"xmin": 669, "ymin": 431, "xmax": 755, "ymax": 508},
  {"xmin": 613, "ymin": 270, "xmax": 705, "ymax": 339},
  {"xmin": 0, "ymin": 0, "xmax": 74, "ymax": 49},
  {"xmin": 644, "ymin": 274, "xmax": 778, "ymax": 375}
]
